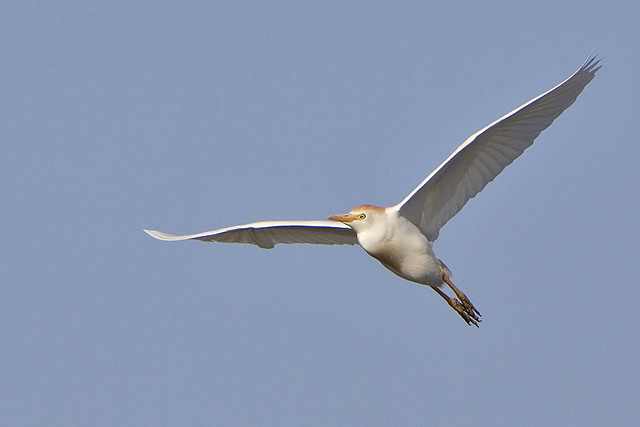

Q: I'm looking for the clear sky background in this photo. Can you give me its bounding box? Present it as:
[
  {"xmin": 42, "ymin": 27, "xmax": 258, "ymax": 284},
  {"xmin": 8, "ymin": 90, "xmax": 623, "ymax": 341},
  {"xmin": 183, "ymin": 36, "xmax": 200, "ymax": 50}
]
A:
[{"xmin": 2, "ymin": 1, "xmax": 639, "ymax": 426}]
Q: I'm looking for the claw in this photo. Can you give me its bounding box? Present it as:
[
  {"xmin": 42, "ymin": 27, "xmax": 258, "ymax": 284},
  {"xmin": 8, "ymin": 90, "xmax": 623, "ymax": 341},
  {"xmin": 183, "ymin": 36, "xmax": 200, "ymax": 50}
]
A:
[
  {"xmin": 459, "ymin": 295, "xmax": 481, "ymax": 319},
  {"xmin": 449, "ymin": 298, "xmax": 480, "ymax": 327},
  {"xmin": 436, "ymin": 261, "xmax": 481, "ymax": 327}
]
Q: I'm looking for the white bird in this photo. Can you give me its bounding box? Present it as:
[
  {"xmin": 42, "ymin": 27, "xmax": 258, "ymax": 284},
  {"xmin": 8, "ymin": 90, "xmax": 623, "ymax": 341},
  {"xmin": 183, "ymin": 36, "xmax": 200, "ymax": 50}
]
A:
[{"xmin": 145, "ymin": 56, "xmax": 600, "ymax": 326}]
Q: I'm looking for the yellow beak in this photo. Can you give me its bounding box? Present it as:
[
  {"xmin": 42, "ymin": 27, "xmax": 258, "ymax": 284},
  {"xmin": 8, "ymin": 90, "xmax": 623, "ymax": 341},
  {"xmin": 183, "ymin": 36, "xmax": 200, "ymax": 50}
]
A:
[{"xmin": 327, "ymin": 213, "xmax": 359, "ymax": 223}]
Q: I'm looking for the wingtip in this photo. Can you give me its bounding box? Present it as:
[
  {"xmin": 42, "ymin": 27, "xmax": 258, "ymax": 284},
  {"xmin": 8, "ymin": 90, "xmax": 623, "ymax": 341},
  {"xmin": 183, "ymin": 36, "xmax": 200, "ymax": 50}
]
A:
[
  {"xmin": 581, "ymin": 53, "xmax": 602, "ymax": 74},
  {"xmin": 144, "ymin": 229, "xmax": 177, "ymax": 241}
]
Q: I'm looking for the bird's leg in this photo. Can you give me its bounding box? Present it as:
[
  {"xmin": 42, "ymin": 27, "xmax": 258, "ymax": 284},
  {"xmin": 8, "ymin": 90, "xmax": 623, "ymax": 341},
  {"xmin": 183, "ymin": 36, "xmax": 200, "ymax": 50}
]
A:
[
  {"xmin": 436, "ymin": 263, "xmax": 481, "ymax": 326},
  {"xmin": 442, "ymin": 274, "xmax": 481, "ymax": 318},
  {"xmin": 432, "ymin": 286, "xmax": 480, "ymax": 327}
]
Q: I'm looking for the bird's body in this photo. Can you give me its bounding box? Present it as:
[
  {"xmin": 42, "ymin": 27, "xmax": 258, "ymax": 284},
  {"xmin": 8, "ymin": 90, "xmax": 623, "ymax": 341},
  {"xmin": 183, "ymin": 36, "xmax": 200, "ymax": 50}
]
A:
[
  {"xmin": 333, "ymin": 205, "xmax": 442, "ymax": 287},
  {"xmin": 145, "ymin": 56, "xmax": 600, "ymax": 326}
]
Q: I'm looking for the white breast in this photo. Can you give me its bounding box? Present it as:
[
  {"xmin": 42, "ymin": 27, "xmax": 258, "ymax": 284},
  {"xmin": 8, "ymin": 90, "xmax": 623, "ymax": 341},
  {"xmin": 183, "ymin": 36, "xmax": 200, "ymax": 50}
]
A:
[{"xmin": 357, "ymin": 211, "xmax": 444, "ymax": 287}]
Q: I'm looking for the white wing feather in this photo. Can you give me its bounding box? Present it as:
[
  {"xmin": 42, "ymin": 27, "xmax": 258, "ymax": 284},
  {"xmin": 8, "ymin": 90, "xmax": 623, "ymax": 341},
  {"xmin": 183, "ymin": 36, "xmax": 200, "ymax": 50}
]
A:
[
  {"xmin": 144, "ymin": 220, "xmax": 358, "ymax": 249},
  {"xmin": 395, "ymin": 55, "xmax": 601, "ymax": 241}
]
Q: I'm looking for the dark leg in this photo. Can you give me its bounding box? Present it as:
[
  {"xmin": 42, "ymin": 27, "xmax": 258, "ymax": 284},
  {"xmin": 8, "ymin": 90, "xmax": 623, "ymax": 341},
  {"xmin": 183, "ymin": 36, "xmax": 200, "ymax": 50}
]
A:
[
  {"xmin": 435, "ymin": 261, "xmax": 481, "ymax": 326},
  {"xmin": 432, "ymin": 286, "xmax": 480, "ymax": 327},
  {"xmin": 442, "ymin": 274, "xmax": 481, "ymax": 319}
]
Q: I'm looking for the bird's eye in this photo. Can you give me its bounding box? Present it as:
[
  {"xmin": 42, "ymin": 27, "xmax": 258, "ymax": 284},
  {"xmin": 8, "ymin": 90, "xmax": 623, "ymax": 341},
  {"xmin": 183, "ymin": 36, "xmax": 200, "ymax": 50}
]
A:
[{"xmin": 359, "ymin": 213, "xmax": 366, "ymax": 220}]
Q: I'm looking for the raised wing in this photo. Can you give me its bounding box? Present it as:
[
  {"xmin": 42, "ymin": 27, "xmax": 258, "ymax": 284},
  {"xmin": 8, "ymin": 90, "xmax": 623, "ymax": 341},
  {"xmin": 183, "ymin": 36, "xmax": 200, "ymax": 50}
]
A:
[
  {"xmin": 144, "ymin": 220, "xmax": 358, "ymax": 249},
  {"xmin": 395, "ymin": 55, "xmax": 600, "ymax": 241}
]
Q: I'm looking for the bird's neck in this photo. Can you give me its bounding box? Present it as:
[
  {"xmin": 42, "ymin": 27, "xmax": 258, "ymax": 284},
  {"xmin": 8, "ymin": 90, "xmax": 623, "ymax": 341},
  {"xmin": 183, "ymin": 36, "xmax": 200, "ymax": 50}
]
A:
[{"xmin": 356, "ymin": 211, "xmax": 396, "ymax": 253}]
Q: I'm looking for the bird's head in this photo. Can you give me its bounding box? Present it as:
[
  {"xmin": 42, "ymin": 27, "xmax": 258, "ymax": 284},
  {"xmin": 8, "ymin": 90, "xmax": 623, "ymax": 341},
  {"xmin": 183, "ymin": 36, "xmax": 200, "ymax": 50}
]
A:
[{"xmin": 327, "ymin": 204, "xmax": 386, "ymax": 233}]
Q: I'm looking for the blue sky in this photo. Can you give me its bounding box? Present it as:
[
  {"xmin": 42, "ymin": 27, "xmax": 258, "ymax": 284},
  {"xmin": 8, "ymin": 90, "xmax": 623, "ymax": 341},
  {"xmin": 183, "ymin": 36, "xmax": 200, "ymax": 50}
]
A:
[{"xmin": 2, "ymin": 1, "xmax": 639, "ymax": 426}]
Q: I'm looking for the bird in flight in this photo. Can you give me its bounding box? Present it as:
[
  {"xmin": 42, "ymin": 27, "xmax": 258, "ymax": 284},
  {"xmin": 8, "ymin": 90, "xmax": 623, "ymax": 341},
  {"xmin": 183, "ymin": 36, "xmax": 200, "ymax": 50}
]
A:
[{"xmin": 146, "ymin": 56, "xmax": 600, "ymax": 326}]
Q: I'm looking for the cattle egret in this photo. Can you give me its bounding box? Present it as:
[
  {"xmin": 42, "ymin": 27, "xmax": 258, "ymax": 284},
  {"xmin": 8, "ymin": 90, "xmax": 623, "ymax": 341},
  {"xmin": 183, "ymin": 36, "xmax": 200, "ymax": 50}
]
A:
[{"xmin": 145, "ymin": 56, "xmax": 600, "ymax": 326}]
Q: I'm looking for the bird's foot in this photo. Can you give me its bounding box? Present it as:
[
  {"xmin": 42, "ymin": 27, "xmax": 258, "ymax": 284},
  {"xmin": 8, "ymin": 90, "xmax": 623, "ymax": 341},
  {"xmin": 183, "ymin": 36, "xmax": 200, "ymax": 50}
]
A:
[
  {"xmin": 439, "ymin": 266, "xmax": 481, "ymax": 326},
  {"xmin": 449, "ymin": 298, "xmax": 481, "ymax": 327},
  {"xmin": 432, "ymin": 286, "xmax": 481, "ymax": 327},
  {"xmin": 457, "ymin": 293, "xmax": 481, "ymax": 322}
]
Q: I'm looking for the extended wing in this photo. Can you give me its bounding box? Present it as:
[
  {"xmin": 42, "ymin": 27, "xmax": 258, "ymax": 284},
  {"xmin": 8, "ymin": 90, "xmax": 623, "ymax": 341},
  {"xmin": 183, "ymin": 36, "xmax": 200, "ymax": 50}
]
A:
[
  {"xmin": 144, "ymin": 220, "xmax": 358, "ymax": 249},
  {"xmin": 395, "ymin": 55, "xmax": 600, "ymax": 241}
]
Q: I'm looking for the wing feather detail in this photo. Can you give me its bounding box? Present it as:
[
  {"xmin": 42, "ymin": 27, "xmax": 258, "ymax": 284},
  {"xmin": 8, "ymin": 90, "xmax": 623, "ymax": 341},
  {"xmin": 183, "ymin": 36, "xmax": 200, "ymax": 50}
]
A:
[
  {"xmin": 144, "ymin": 220, "xmax": 358, "ymax": 249},
  {"xmin": 395, "ymin": 55, "xmax": 600, "ymax": 241}
]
